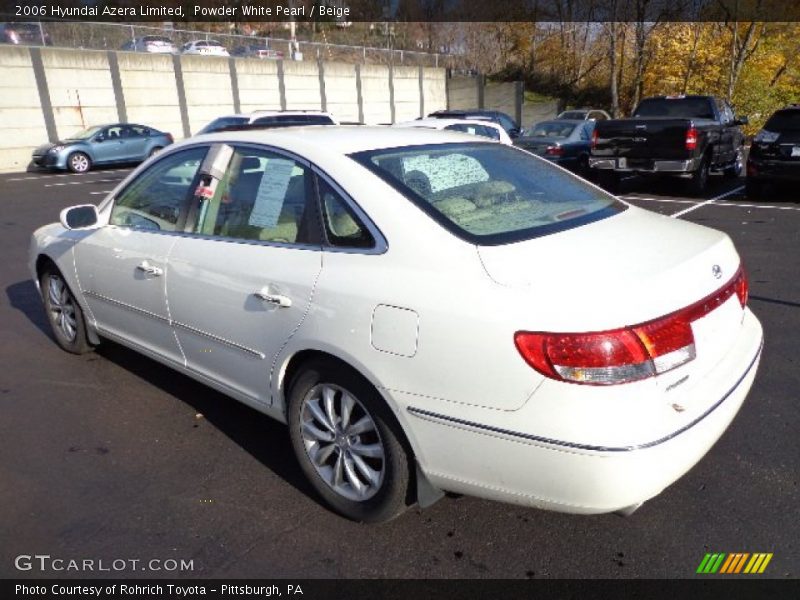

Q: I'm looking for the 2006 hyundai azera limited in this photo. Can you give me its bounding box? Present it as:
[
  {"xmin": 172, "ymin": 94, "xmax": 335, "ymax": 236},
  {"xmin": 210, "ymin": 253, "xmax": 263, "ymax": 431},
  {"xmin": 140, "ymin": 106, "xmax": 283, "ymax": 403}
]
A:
[{"xmin": 30, "ymin": 127, "xmax": 763, "ymax": 522}]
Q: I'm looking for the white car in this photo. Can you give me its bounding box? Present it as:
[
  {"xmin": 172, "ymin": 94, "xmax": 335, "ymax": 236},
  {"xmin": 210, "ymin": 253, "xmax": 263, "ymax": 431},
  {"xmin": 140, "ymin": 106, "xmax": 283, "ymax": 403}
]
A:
[
  {"xmin": 181, "ymin": 40, "xmax": 230, "ymax": 57},
  {"xmin": 395, "ymin": 118, "xmax": 513, "ymax": 144},
  {"xmin": 197, "ymin": 111, "xmax": 339, "ymax": 135},
  {"xmin": 30, "ymin": 127, "xmax": 763, "ymax": 523}
]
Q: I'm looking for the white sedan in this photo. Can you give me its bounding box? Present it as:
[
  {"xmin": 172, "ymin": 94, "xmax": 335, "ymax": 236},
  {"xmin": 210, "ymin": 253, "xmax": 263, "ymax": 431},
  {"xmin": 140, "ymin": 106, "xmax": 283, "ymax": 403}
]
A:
[
  {"xmin": 180, "ymin": 40, "xmax": 230, "ymax": 57},
  {"xmin": 394, "ymin": 117, "xmax": 513, "ymax": 144},
  {"xmin": 30, "ymin": 126, "xmax": 763, "ymax": 523}
]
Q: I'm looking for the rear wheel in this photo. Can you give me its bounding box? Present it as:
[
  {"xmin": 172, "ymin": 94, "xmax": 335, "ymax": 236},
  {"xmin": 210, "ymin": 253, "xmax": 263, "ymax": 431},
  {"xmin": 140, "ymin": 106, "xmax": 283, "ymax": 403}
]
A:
[
  {"xmin": 287, "ymin": 358, "xmax": 411, "ymax": 523},
  {"xmin": 149, "ymin": 146, "xmax": 163, "ymax": 158},
  {"xmin": 40, "ymin": 266, "xmax": 92, "ymax": 354},
  {"xmin": 687, "ymin": 155, "xmax": 710, "ymax": 196},
  {"xmin": 67, "ymin": 152, "xmax": 91, "ymax": 173}
]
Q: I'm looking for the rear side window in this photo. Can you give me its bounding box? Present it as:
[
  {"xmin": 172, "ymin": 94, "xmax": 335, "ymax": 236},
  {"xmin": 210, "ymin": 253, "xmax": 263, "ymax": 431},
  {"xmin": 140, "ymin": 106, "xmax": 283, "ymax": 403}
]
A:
[
  {"xmin": 318, "ymin": 178, "xmax": 374, "ymax": 249},
  {"xmin": 352, "ymin": 143, "xmax": 624, "ymax": 245},
  {"xmin": 764, "ymin": 110, "xmax": 800, "ymax": 131}
]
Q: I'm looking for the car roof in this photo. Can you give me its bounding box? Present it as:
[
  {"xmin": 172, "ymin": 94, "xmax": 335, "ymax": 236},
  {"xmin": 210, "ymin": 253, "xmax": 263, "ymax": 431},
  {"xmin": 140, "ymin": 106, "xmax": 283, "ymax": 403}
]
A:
[
  {"xmin": 533, "ymin": 119, "xmax": 585, "ymax": 126},
  {"xmin": 192, "ymin": 125, "xmax": 493, "ymax": 156}
]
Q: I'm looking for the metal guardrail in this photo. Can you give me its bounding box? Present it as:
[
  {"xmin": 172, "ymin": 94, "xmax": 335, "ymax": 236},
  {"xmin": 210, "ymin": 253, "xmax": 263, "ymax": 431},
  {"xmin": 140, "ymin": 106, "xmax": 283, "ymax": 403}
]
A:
[{"xmin": 11, "ymin": 20, "xmax": 460, "ymax": 68}]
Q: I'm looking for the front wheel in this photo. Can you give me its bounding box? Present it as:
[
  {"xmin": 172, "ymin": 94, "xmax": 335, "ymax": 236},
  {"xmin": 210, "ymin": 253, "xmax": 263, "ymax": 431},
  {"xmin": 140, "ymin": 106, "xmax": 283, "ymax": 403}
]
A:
[
  {"xmin": 40, "ymin": 266, "xmax": 92, "ymax": 354},
  {"xmin": 287, "ymin": 359, "xmax": 411, "ymax": 523},
  {"xmin": 67, "ymin": 151, "xmax": 91, "ymax": 173},
  {"xmin": 724, "ymin": 146, "xmax": 744, "ymax": 179}
]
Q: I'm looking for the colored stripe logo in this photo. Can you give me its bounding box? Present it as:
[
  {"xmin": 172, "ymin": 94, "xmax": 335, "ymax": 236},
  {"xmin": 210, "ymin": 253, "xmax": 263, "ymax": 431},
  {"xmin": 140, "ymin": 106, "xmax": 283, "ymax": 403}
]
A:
[{"xmin": 696, "ymin": 552, "xmax": 773, "ymax": 574}]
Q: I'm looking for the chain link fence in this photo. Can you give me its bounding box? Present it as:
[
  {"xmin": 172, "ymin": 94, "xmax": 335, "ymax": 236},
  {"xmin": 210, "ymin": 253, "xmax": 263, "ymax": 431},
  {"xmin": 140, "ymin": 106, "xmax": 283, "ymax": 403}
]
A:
[{"xmin": 29, "ymin": 21, "xmax": 460, "ymax": 68}]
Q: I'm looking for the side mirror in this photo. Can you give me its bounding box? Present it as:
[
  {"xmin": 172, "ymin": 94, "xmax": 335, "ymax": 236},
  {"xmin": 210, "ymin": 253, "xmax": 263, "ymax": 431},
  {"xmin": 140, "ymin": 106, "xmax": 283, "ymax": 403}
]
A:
[
  {"xmin": 736, "ymin": 116, "xmax": 749, "ymax": 126},
  {"xmin": 59, "ymin": 204, "xmax": 99, "ymax": 230}
]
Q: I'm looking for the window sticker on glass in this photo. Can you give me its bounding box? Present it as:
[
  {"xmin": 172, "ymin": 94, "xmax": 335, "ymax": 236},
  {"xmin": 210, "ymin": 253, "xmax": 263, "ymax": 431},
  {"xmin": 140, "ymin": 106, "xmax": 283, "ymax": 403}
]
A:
[
  {"xmin": 403, "ymin": 153, "xmax": 489, "ymax": 193},
  {"xmin": 249, "ymin": 159, "xmax": 295, "ymax": 228}
]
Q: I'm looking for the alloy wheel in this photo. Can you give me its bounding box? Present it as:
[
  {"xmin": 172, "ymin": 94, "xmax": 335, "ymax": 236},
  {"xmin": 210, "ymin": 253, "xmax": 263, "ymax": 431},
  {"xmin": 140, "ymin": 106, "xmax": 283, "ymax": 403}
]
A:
[
  {"xmin": 299, "ymin": 383, "xmax": 386, "ymax": 502},
  {"xmin": 47, "ymin": 274, "xmax": 78, "ymax": 342}
]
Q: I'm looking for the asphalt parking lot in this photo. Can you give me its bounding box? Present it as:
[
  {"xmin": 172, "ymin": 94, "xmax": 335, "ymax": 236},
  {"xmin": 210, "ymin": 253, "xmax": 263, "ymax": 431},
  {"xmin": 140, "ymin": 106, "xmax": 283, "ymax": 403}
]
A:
[{"xmin": 1, "ymin": 167, "xmax": 798, "ymax": 579}]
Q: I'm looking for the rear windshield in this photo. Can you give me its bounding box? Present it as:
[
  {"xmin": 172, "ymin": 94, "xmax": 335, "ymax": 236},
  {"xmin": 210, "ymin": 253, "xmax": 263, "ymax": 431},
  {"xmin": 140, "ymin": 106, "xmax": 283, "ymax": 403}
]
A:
[
  {"xmin": 764, "ymin": 110, "xmax": 800, "ymax": 131},
  {"xmin": 251, "ymin": 115, "xmax": 334, "ymax": 126},
  {"xmin": 633, "ymin": 98, "xmax": 714, "ymax": 119},
  {"xmin": 198, "ymin": 117, "xmax": 248, "ymax": 134},
  {"xmin": 351, "ymin": 143, "xmax": 624, "ymax": 245},
  {"xmin": 559, "ymin": 111, "xmax": 586, "ymax": 120},
  {"xmin": 525, "ymin": 121, "xmax": 577, "ymax": 138}
]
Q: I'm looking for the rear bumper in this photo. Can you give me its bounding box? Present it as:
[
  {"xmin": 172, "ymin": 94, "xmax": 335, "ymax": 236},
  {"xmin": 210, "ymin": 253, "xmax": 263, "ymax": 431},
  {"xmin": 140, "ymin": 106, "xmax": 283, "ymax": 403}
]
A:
[
  {"xmin": 396, "ymin": 308, "xmax": 763, "ymax": 514},
  {"xmin": 590, "ymin": 156, "xmax": 699, "ymax": 173},
  {"xmin": 747, "ymin": 158, "xmax": 800, "ymax": 181}
]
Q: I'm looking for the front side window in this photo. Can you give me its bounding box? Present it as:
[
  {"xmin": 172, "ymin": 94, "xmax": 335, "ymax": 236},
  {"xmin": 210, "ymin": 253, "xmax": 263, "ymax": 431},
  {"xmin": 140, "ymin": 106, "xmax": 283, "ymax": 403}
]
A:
[
  {"xmin": 193, "ymin": 147, "xmax": 315, "ymax": 245},
  {"xmin": 109, "ymin": 147, "xmax": 207, "ymax": 231},
  {"xmin": 352, "ymin": 143, "xmax": 625, "ymax": 245}
]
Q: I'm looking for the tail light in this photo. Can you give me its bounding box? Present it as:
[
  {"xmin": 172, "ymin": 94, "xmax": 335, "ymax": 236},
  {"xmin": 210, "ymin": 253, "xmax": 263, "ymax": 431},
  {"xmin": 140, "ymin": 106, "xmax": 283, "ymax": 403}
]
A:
[
  {"xmin": 515, "ymin": 266, "xmax": 748, "ymax": 385},
  {"xmin": 165, "ymin": 133, "xmax": 174, "ymax": 144},
  {"xmin": 685, "ymin": 126, "xmax": 698, "ymax": 151},
  {"xmin": 545, "ymin": 145, "xmax": 564, "ymax": 156},
  {"xmin": 591, "ymin": 129, "xmax": 599, "ymax": 149}
]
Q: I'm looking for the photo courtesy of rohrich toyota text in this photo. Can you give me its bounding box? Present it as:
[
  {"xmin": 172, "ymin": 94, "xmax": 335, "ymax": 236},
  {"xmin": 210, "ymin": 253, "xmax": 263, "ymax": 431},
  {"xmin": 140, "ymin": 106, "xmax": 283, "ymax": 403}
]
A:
[{"xmin": 0, "ymin": 0, "xmax": 797, "ymax": 598}]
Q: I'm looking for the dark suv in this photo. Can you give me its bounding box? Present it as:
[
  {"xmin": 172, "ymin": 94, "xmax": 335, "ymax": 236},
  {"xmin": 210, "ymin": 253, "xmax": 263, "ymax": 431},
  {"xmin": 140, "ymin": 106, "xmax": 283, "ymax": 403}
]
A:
[
  {"xmin": 746, "ymin": 105, "xmax": 800, "ymax": 198},
  {"xmin": 427, "ymin": 109, "xmax": 521, "ymax": 138}
]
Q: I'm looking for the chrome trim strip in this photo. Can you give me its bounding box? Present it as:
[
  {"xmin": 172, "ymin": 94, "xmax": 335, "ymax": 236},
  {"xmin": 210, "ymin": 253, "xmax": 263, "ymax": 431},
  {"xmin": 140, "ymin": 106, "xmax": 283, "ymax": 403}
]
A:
[
  {"xmin": 83, "ymin": 291, "xmax": 170, "ymax": 323},
  {"xmin": 408, "ymin": 341, "xmax": 762, "ymax": 453},
  {"xmin": 172, "ymin": 321, "xmax": 266, "ymax": 359},
  {"xmin": 85, "ymin": 290, "xmax": 265, "ymax": 359}
]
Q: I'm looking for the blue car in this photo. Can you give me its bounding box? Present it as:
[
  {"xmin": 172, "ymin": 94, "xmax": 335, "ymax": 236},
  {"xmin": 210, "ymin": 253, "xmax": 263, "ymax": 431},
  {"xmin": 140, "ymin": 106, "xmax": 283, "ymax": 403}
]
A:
[
  {"xmin": 32, "ymin": 123, "xmax": 174, "ymax": 173},
  {"xmin": 514, "ymin": 119, "xmax": 596, "ymax": 176}
]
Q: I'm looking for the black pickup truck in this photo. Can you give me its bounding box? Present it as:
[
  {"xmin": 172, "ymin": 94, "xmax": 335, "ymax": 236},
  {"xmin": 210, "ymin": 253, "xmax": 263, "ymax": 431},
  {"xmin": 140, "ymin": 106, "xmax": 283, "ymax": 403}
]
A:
[{"xmin": 589, "ymin": 95, "xmax": 747, "ymax": 194}]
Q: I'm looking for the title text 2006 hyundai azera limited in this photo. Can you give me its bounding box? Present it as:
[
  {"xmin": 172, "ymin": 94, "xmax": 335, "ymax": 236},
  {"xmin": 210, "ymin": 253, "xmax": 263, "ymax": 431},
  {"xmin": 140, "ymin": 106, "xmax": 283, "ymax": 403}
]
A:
[{"xmin": 29, "ymin": 127, "xmax": 762, "ymax": 522}]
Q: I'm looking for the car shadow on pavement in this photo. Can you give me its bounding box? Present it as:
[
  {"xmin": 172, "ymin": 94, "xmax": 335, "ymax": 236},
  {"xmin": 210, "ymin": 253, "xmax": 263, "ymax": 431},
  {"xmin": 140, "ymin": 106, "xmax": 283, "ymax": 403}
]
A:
[
  {"xmin": 6, "ymin": 277, "xmax": 319, "ymax": 505},
  {"xmin": 94, "ymin": 340, "xmax": 319, "ymax": 502},
  {"xmin": 6, "ymin": 279, "xmax": 53, "ymax": 339}
]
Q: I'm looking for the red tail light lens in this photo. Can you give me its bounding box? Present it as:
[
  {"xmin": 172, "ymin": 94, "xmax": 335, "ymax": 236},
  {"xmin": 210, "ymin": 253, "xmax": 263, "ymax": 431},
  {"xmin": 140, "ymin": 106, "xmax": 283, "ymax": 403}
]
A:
[
  {"xmin": 165, "ymin": 133, "xmax": 174, "ymax": 144},
  {"xmin": 685, "ymin": 126, "xmax": 698, "ymax": 151},
  {"xmin": 515, "ymin": 266, "xmax": 747, "ymax": 385},
  {"xmin": 545, "ymin": 145, "xmax": 564, "ymax": 156},
  {"xmin": 591, "ymin": 129, "xmax": 599, "ymax": 148}
]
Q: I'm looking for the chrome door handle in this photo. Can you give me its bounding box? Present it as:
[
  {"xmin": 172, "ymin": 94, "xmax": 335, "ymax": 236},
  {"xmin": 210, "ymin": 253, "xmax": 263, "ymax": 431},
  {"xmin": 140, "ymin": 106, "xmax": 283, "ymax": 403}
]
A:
[
  {"xmin": 136, "ymin": 261, "xmax": 163, "ymax": 276},
  {"xmin": 254, "ymin": 288, "xmax": 292, "ymax": 308}
]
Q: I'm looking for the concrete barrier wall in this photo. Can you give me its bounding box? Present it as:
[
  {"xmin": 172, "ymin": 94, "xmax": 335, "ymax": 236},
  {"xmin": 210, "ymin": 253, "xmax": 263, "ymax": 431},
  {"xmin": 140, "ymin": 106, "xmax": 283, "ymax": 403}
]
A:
[
  {"xmin": 0, "ymin": 47, "xmax": 45, "ymax": 171},
  {"xmin": 181, "ymin": 55, "xmax": 235, "ymax": 136},
  {"xmin": 0, "ymin": 45, "xmax": 448, "ymax": 172},
  {"xmin": 360, "ymin": 64, "xmax": 392, "ymax": 125},
  {"xmin": 393, "ymin": 66, "xmax": 422, "ymax": 123},
  {"xmin": 235, "ymin": 58, "xmax": 282, "ymax": 113},
  {"xmin": 322, "ymin": 62, "xmax": 359, "ymax": 123}
]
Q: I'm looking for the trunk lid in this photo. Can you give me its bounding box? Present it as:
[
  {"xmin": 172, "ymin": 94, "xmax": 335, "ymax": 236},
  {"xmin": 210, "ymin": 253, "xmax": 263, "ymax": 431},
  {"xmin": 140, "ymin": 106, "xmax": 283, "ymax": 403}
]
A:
[
  {"xmin": 515, "ymin": 136, "xmax": 563, "ymax": 156},
  {"xmin": 478, "ymin": 206, "xmax": 745, "ymax": 381}
]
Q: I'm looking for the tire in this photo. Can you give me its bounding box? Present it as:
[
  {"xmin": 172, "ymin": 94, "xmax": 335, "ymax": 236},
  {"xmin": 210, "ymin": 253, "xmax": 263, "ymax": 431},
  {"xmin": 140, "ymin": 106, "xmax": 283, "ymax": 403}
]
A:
[
  {"xmin": 724, "ymin": 146, "xmax": 744, "ymax": 179},
  {"xmin": 287, "ymin": 358, "xmax": 411, "ymax": 523},
  {"xmin": 598, "ymin": 170, "xmax": 620, "ymax": 194},
  {"xmin": 687, "ymin": 155, "xmax": 710, "ymax": 196},
  {"xmin": 67, "ymin": 151, "xmax": 91, "ymax": 174},
  {"xmin": 149, "ymin": 146, "xmax": 163, "ymax": 158},
  {"xmin": 40, "ymin": 266, "xmax": 92, "ymax": 354},
  {"xmin": 745, "ymin": 178, "xmax": 763, "ymax": 199}
]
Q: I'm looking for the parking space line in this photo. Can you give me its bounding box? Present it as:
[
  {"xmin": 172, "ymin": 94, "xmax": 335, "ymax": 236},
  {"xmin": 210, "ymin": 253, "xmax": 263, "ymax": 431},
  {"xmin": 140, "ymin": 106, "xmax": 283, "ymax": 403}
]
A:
[
  {"xmin": 4, "ymin": 169, "xmax": 130, "ymax": 182},
  {"xmin": 670, "ymin": 186, "xmax": 745, "ymax": 218},
  {"xmin": 621, "ymin": 196, "xmax": 698, "ymax": 205},
  {"xmin": 89, "ymin": 191, "xmax": 113, "ymax": 195},
  {"xmin": 716, "ymin": 201, "xmax": 800, "ymax": 212}
]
